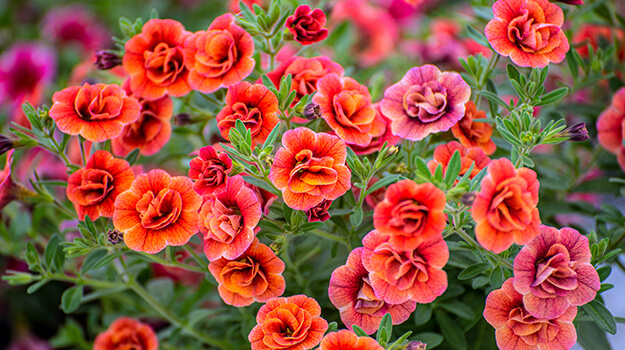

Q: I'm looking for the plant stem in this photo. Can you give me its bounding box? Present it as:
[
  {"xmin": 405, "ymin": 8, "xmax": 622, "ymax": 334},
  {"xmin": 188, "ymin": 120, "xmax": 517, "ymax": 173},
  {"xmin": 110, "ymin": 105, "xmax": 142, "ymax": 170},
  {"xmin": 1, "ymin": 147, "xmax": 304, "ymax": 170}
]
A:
[
  {"xmin": 454, "ymin": 226, "xmax": 514, "ymax": 270},
  {"xmin": 132, "ymin": 250, "xmax": 206, "ymax": 273},
  {"xmin": 311, "ymin": 229, "xmax": 349, "ymax": 248},
  {"xmin": 182, "ymin": 244, "xmax": 207, "ymax": 271}
]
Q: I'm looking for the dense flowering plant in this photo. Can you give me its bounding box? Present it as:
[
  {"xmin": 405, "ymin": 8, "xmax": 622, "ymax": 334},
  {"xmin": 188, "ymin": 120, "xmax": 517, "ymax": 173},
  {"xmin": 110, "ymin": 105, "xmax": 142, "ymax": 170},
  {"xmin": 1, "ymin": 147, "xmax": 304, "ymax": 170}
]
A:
[{"xmin": 1, "ymin": 0, "xmax": 625, "ymax": 349}]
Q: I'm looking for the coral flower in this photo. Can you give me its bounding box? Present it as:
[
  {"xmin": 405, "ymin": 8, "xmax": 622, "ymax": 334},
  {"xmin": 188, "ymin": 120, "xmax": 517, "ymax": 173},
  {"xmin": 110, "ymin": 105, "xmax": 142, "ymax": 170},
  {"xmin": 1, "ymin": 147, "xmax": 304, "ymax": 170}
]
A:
[
  {"xmin": 372, "ymin": 180, "xmax": 446, "ymax": 251},
  {"xmin": 216, "ymin": 81, "xmax": 279, "ymax": 146},
  {"xmin": 349, "ymin": 104, "xmax": 400, "ymax": 155},
  {"xmin": 111, "ymin": 81, "xmax": 173, "ymax": 157},
  {"xmin": 319, "ymin": 330, "xmax": 384, "ymax": 350},
  {"xmin": 49, "ymin": 83, "xmax": 141, "ymax": 143},
  {"xmin": 361, "ymin": 230, "xmax": 449, "ymax": 304},
  {"xmin": 123, "ymin": 19, "xmax": 191, "ymax": 100},
  {"xmin": 427, "ymin": 141, "xmax": 491, "ymax": 180},
  {"xmin": 328, "ymin": 248, "xmax": 416, "ymax": 334},
  {"xmin": 269, "ymin": 127, "xmax": 351, "ymax": 210},
  {"xmin": 484, "ymin": 0, "xmax": 569, "ymax": 68},
  {"xmin": 209, "ymin": 238, "xmax": 285, "ymax": 307},
  {"xmin": 184, "ymin": 14, "xmax": 255, "ymax": 93},
  {"xmin": 0, "ymin": 151, "xmax": 33, "ymax": 211},
  {"xmin": 597, "ymin": 87, "xmax": 625, "ymax": 171},
  {"xmin": 305, "ymin": 199, "xmax": 332, "ymax": 222},
  {"xmin": 249, "ymin": 295, "xmax": 328, "ymax": 350},
  {"xmin": 513, "ymin": 226, "xmax": 600, "ymax": 319},
  {"xmin": 451, "ymin": 101, "xmax": 496, "ymax": 155},
  {"xmin": 484, "ymin": 279, "xmax": 577, "ymax": 350},
  {"xmin": 94, "ymin": 317, "xmax": 158, "ymax": 350},
  {"xmin": 472, "ymin": 158, "xmax": 540, "ymax": 254},
  {"xmin": 188, "ymin": 145, "xmax": 233, "ymax": 197},
  {"xmin": 67, "ymin": 150, "xmax": 134, "ymax": 221},
  {"xmin": 313, "ymin": 74, "xmax": 386, "ymax": 147},
  {"xmin": 286, "ymin": 5, "xmax": 329, "ymax": 45},
  {"xmin": 381, "ymin": 65, "xmax": 471, "ymax": 141},
  {"xmin": 113, "ymin": 169, "xmax": 202, "ymax": 254},
  {"xmin": 200, "ymin": 175, "xmax": 262, "ymax": 261}
]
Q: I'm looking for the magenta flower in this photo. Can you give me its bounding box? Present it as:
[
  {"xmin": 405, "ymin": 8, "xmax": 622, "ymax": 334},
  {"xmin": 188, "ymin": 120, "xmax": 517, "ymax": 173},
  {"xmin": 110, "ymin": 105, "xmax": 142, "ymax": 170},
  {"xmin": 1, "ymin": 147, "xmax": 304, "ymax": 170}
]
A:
[
  {"xmin": 328, "ymin": 248, "xmax": 416, "ymax": 335},
  {"xmin": 41, "ymin": 5, "xmax": 109, "ymax": 53},
  {"xmin": 381, "ymin": 65, "xmax": 470, "ymax": 141},
  {"xmin": 513, "ymin": 225, "xmax": 600, "ymax": 319}
]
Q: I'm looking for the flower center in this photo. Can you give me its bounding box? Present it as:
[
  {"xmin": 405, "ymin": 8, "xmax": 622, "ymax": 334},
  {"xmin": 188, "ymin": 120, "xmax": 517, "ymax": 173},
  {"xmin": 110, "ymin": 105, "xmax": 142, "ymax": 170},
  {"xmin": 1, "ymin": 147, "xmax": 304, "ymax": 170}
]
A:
[
  {"xmin": 532, "ymin": 244, "xmax": 578, "ymax": 294},
  {"xmin": 375, "ymin": 242, "xmax": 430, "ymax": 290},
  {"xmin": 507, "ymin": 3, "xmax": 561, "ymax": 53},
  {"xmin": 72, "ymin": 168, "xmax": 114, "ymax": 206},
  {"xmin": 196, "ymin": 30, "xmax": 238, "ymax": 77},
  {"xmin": 403, "ymin": 82, "xmax": 448, "ymax": 122},
  {"xmin": 289, "ymin": 153, "xmax": 337, "ymax": 187},
  {"xmin": 507, "ymin": 307, "xmax": 559, "ymax": 345},
  {"xmin": 144, "ymin": 42, "xmax": 185, "ymax": 86},
  {"xmin": 389, "ymin": 199, "xmax": 429, "ymax": 235},
  {"xmin": 207, "ymin": 199, "xmax": 244, "ymax": 244},
  {"xmin": 136, "ymin": 188, "xmax": 182, "ymax": 230},
  {"xmin": 332, "ymin": 91, "xmax": 376, "ymax": 133},
  {"xmin": 221, "ymin": 256, "xmax": 268, "ymax": 293},
  {"xmin": 75, "ymin": 85, "xmax": 123, "ymax": 121},
  {"xmin": 354, "ymin": 276, "xmax": 385, "ymax": 315}
]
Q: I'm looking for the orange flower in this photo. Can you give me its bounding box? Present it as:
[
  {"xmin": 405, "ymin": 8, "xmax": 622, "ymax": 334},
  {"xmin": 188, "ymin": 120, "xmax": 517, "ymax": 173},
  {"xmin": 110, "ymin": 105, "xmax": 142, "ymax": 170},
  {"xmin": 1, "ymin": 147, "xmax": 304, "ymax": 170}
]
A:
[
  {"xmin": 269, "ymin": 127, "xmax": 351, "ymax": 210},
  {"xmin": 427, "ymin": 141, "xmax": 490, "ymax": 180},
  {"xmin": 111, "ymin": 80, "xmax": 173, "ymax": 157},
  {"xmin": 209, "ymin": 238, "xmax": 285, "ymax": 307},
  {"xmin": 372, "ymin": 180, "xmax": 446, "ymax": 251},
  {"xmin": 249, "ymin": 295, "xmax": 328, "ymax": 350},
  {"xmin": 201, "ymin": 175, "xmax": 262, "ymax": 261},
  {"xmin": 67, "ymin": 150, "xmax": 134, "ymax": 221},
  {"xmin": 123, "ymin": 19, "xmax": 191, "ymax": 100},
  {"xmin": 184, "ymin": 14, "xmax": 255, "ymax": 93},
  {"xmin": 94, "ymin": 317, "xmax": 158, "ymax": 350},
  {"xmin": 188, "ymin": 145, "xmax": 233, "ymax": 197},
  {"xmin": 216, "ymin": 82, "xmax": 279, "ymax": 147},
  {"xmin": 451, "ymin": 101, "xmax": 496, "ymax": 155},
  {"xmin": 349, "ymin": 104, "xmax": 399, "ymax": 155},
  {"xmin": 471, "ymin": 158, "xmax": 540, "ymax": 254},
  {"xmin": 597, "ymin": 87, "xmax": 625, "ymax": 172},
  {"xmin": 113, "ymin": 169, "xmax": 202, "ymax": 254},
  {"xmin": 319, "ymin": 330, "xmax": 384, "ymax": 350},
  {"xmin": 49, "ymin": 83, "xmax": 141, "ymax": 142}
]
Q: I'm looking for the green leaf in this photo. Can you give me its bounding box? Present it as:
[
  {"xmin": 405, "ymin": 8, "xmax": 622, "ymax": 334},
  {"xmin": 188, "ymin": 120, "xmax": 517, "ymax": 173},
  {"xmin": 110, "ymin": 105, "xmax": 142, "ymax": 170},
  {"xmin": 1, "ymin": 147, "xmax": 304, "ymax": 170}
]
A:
[
  {"xmin": 299, "ymin": 222, "xmax": 325, "ymax": 232},
  {"xmin": 44, "ymin": 234, "xmax": 64, "ymax": 272},
  {"xmin": 377, "ymin": 313, "xmax": 392, "ymax": 344},
  {"xmin": 465, "ymin": 26, "xmax": 489, "ymax": 48},
  {"xmin": 365, "ymin": 175, "xmax": 400, "ymax": 196},
  {"xmin": 444, "ymin": 150, "xmax": 462, "ymax": 188},
  {"xmin": 479, "ymin": 91, "xmax": 511, "ymax": 111},
  {"xmin": 327, "ymin": 322, "xmax": 338, "ymax": 334},
  {"xmin": 81, "ymin": 250, "xmax": 123, "ymax": 274},
  {"xmin": 413, "ymin": 332, "xmax": 443, "ymax": 349},
  {"xmin": 458, "ymin": 263, "xmax": 491, "ymax": 280},
  {"xmin": 352, "ymin": 325, "xmax": 368, "ymax": 337},
  {"xmin": 61, "ymin": 286, "xmax": 83, "ymax": 314},
  {"xmin": 438, "ymin": 301, "xmax": 475, "ymax": 320},
  {"xmin": 262, "ymin": 122, "xmax": 281, "ymax": 151},
  {"xmin": 489, "ymin": 265, "xmax": 505, "ymax": 288},
  {"xmin": 146, "ymin": 278, "xmax": 174, "ymax": 307},
  {"xmin": 124, "ymin": 148, "xmax": 141, "ymax": 165},
  {"xmin": 414, "ymin": 303, "xmax": 432, "ymax": 326},
  {"xmin": 435, "ymin": 310, "xmax": 467, "ymax": 350},
  {"xmin": 241, "ymin": 176, "xmax": 280, "ymax": 196},
  {"xmin": 582, "ymin": 300, "xmax": 617, "ymax": 335},
  {"xmin": 535, "ymin": 87, "xmax": 569, "ymax": 106},
  {"xmin": 27, "ymin": 280, "xmax": 49, "ymax": 294},
  {"xmin": 576, "ymin": 321, "xmax": 613, "ymax": 350},
  {"xmin": 506, "ymin": 64, "xmax": 521, "ymax": 82},
  {"xmin": 350, "ymin": 206, "xmax": 364, "ymax": 227}
]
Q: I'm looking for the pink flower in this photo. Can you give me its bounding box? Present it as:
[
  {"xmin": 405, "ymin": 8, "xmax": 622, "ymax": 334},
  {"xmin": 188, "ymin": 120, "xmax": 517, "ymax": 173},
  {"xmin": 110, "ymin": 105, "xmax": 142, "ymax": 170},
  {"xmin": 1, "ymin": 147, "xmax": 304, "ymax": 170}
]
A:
[
  {"xmin": 286, "ymin": 5, "xmax": 329, "ymax": 45},
  {"xmin": 41, "ymin": 5, "xmax": 109, "ymax": 53},
  {"xmin": 381, "ymin": 65, "xmax": 471, "ymax": 141},
  {"xmin": 306, "ymin": 200, "xmax": 332, "ymax": 222},
  {"xmin": 188, "ymin": 145, "xmax": 233, "ymax": 197},
  {"xmin": 513, "ymin": 225, "xmax": 600, "ymax": 319}
]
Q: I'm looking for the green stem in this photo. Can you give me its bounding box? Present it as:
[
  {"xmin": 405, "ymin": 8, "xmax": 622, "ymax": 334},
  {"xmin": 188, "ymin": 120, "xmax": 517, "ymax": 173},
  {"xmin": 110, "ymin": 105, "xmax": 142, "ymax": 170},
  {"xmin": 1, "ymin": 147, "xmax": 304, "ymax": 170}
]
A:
[
  {"xmin": 182, "ymin": 244, "xmax": 207, "ymax": 271},
  {"xmin": 454, "ymin": 226, "xmax": 514, "ymax": 270},
  {"xmin": 132, "ymin": 250, "xmax": 206, "ymax": 273},
  {"xmin": 310, "ymin": 229, "xmax": 349, "ymax": 248}
]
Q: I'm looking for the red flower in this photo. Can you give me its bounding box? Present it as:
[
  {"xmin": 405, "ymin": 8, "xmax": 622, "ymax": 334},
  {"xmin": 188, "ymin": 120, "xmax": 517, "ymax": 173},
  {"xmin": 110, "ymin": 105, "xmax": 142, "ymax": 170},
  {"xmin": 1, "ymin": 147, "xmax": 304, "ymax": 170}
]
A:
[
  {"xmin": 184, "ymin": 14, "xmax": 255, "ymax": 93},
  {"xmin": 348, "ymin": 104, "xmax": 400, "ymax": 155},
  {"xmin": 113, "ymin": 169, "xmax": 202, "ymax": 254},
  {"xmin": 484, "ymin": 279, "xmax": 577, "ymax": 350},
  {"xmin": 574, "ymin": 25, "xmax": 624, "ymax": 60},
  {"xmin": 451, "ymin": 101, "xmax": 496, "ymax": 155},
  {"xmin": 362, "ymin": 230, "xmax": 448, "ymax": 304},
  {"xmin": 328, "ymin": 248, "xmax": 416, "ymax": 334},
  {"xmin": 188, "ymin": 145, "xmax": 233, "ymax": 197},
  {"xmin": 313, "ymin": 74, "xmax": 385, "ymax": 147},
  {"xmin": 249, "ymin": 295, "xmax": 328, "ymax": 350},
  {"xmin": 49, "ymin": 83, "xmax": 141, "ymax": 142},
  {"xmin": 229, "ymin": 0, "xmax": 265, "ymax": 13},
  {"xmin": 484, "ymin": 0, "xmax": 569, "ymax": 68},
  {"xmin": 209, "ymin": 238, "xmax": 285, "ymax": 307},
  {"xmin": 373, "ymin": 180, "xmax": 446, "ymax": 251},
  {"xmin": 200, "ymin": 175, "xmax": 262, "ymax": 261},
  {"xmin": 216, "ymin": 81, "xmax": 279, "ymax": 147},
  {"xmin": 111, "ymin": 80, "xmax": 173, "ymax": 157},
  {"xmin": 0, "ymin": 151, "xmax": 27, "ymax": 211},
  {"xmin": 597, "ymin": 87, "xmax": 625, "ymax": 172},
  {"xmin": 513, "ymin": 226, "xmax": 600, "ymax": 319},
  {"xmin": 94, "ymin": 317, "xmax": 158, "ymax": 350},
  {"xmin": 67, "ymin": 150, "xmax": 134, "ymax": 221},
  {"xmin": 123, "ymin": 19, "xmax": 191, "ymax": 100},
  {"xmin": 427, "ymin": 141, "xmax": 490, "ymax": 180},
  {"xmin": 269, "ymin": 127, "xmax": 351, "ymax": 210},
  {"xmin": 472, "ymin": 158, "xmax": 540, "ymax": 254},
  {"xmin": 319, "ymin": 330, "xmax": 384, "ymax": 350},
  {"xmin": 286, "ymin": 5, "xmax": 329, "ymax": 45},
  {"xmin": 381, "ymin": 65, "xmax": 471, "ymax": 141},
  {"xmin": 306, "ymin": 199, "xmax": 332, "ymax": 222}
]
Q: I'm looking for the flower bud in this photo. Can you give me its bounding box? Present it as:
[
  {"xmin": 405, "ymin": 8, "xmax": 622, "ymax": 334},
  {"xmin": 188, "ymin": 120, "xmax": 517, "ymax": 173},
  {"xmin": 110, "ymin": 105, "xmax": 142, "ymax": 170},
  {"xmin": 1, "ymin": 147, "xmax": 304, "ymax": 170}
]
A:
[
  {"xmin": 461, "ymin": 192, "xmax": 477, "ymax": 206},
  {"xmin": 174, "ymin": 113, "xmax": 193, "ymax": 126},
  {"xmin": 94, "ymin": 50, "xmax": 122, "ymax": 70},
  {"xmin": 561, "ymin": 122, "xmax": 589, "ymax": 142},
  {"xmin": 0, "ymin": 135, "xmax": 16, "ymax": 156},
  {"xmin": 107, "ymin": 229, "xmax": 123, "ymax": 244},
  {"xmin": 303, "ymin": 103, "xmax": 322, "ymax": 120},
  {"xmin": 406, "ymin": 341, "xmax": 427, "ymax": 350}
]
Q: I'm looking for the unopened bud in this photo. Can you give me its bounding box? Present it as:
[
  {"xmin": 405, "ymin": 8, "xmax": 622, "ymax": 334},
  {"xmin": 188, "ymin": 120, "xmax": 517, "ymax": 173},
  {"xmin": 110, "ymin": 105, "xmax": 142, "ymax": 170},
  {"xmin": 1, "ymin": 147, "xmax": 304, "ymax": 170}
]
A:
[
  {"xmin": 174, "ymin": 113, "xmax": 193, "ymax": 126},
  {"xmin": 303, "ymin": 103, "xmax": 322, "ymax": 120},
  {"xmin": 94, "ymin": 50, "xmax": 122, "ymax": 70},
  {"xmin": 386, "ymin": 146, "xmax": 399, "ymax": 156},
  {"xmin": 561, "ymin": 122, "xmax": 589, "ymax": 142},
  {"xmin": 0, "ymin": 135, "xmax": 16, "ymax": 156},
  {"xmin": 406, "ymin": 341, "xmax": 427, "ymax": 350},
  {"xmin": 107, "ymin": 229, "xmax": 123, "ymax": 244},
  {"xmin": 461, "ymin": 192, "xmax": 477, "ymax": 206}
]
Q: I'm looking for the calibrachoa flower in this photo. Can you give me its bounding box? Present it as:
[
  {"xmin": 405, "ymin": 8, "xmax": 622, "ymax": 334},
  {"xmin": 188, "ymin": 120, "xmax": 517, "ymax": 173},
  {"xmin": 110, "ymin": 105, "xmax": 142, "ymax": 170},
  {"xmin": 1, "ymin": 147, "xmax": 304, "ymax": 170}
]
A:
[
  {"xmin": 113, "ymin": 169, "xmax": 202, "ymax": 254},
  {"xmin": 319, "ymin": 330, "xmax": 384, "ymax": 350},
  {"xmin": 111, "ymin": 81, "xmax": 173, "ymax": 157},
  {"xmin": 123, "ymin": 19, "xmax": 191, "ymax": 100},
  {"xmin": 49, "ymin": 83, "xmax": 141, "ymax": 143},
  {"xmin": 188, "ymin": 145, "xmax": 233, "ymax": 197},
  {"xmin": 200, "ymin": 175, "xmax": 262, "ymax": 261},
  {"xmin": 184, "ymin": 14, "xmax": 255, "ymax": 93},
  {"xmin": 216, "ymin": 81, "xmax": 279, "ymax": 146},
  {"xmin": 209, "ymin": 237, "xmax": 285, "ymax": 307},
  {"xmin": 484, "ymin": 279, "xmax": 577, "ymax": 350},
  {"xmin": 0, "ymin": 151, "xmax": 26, "ymax": 211},
  {"xmin": 269, "ymin": 127, "xmax": 351, "ymax": 210},
  {"xmin": 249, "ymin": 295, "xmax": 328, "ymax": 350},
  {"xmin": 94, "ymin": 317, "xmax": 158, "ymax": 350},
  {"xmin": 372, "ymin": 180, "xmax": 446, "ymax": 251},
  {"xmin": 451, "ymin": 101, "xmax": 496, "ymax": 155},
  {"xmin": 305, "ymin": 199, "xmax": 332, "ymax": 222},
  {"xmin": 361, "ymin": 230, "xmax": 449, "ymax": 304},
  {"xmin": 574, "ymin": 24, "xmax": 625, "ymax": 60},
  {"xmin": 286, "ymin": 5, "xmax": 329, "ymax": 45},
  {"xmin": 313, "ymin": 73, "xmax": 385, "ymax": 147},
  {"xmin": 381, "ymin": 65, "xmax": 471, "ymax": 141},
  {"xmin": 41, "ymin": 5, "xmax": 109, "ymax": 54},
  {"xmin": 245, "ymin": 180, "xmax": 278, "ymax": 215},
  {"xmin": 484, "ymin": 0, "xmax": 569, "ymax": 68},
  {"xmin": 328, "ymin": 248, "xmax": 416, "ymax": 334},
  {"xmin": 427, "ymin": 141, "xmax": 491, "ymax": 180},
  {"xmin": 67, "ymin": 150, "xmax": 134, "ymax": 221},
  {"xmin": 349, "ymin": 104, "xmax": 399, "ymax": 155},
  {"xmin": 472, "ymin": 158, "xmax": 540, "ymax": 254},
  {"xmin": 513, "ymin": 226, "xmax": 600, "ymax": 319},
  {"xmin": 597, "ymin": 87, "xmax": 625, "ymax": 171}
]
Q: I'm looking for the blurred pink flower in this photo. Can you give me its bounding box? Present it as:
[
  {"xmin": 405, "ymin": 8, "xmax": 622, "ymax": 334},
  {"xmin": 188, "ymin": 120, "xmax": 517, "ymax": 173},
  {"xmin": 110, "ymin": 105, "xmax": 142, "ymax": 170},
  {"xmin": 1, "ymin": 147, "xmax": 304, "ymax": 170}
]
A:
[{"xmin": 41, "ymin": 5, "xmax": 110, "ymax": 54}]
